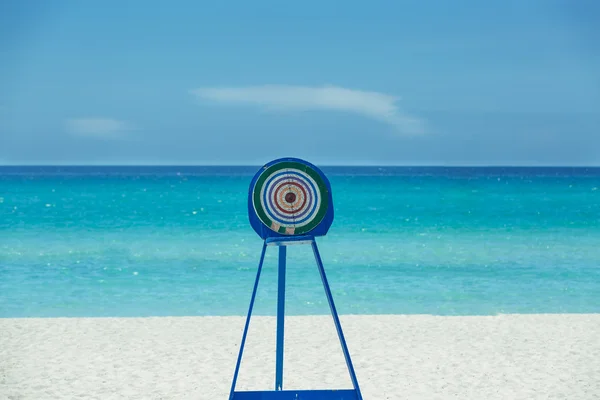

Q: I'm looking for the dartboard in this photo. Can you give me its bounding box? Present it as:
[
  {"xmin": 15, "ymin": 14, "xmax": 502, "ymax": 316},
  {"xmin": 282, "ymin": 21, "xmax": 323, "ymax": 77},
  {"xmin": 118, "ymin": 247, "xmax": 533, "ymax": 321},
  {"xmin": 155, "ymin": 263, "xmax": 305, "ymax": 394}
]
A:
[{"xmin": 251, "ymin": 160, "xmax": 330, "ymax": 236}]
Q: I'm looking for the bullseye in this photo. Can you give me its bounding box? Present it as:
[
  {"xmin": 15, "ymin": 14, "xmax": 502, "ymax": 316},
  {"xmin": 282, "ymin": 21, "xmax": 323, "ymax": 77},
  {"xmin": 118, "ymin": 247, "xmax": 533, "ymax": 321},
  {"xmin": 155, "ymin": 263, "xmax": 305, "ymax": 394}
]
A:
[{"xmin": 285, "ymin": 192, "xmax": 296, "ymax": 203}]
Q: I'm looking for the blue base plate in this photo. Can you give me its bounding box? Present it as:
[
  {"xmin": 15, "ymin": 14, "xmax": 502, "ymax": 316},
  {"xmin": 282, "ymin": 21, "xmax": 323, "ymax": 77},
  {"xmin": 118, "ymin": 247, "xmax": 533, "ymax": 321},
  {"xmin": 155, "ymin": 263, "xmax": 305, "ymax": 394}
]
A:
[{"xmin": 232, "ymin": 389, "xmax": 359, "ymax": 399}]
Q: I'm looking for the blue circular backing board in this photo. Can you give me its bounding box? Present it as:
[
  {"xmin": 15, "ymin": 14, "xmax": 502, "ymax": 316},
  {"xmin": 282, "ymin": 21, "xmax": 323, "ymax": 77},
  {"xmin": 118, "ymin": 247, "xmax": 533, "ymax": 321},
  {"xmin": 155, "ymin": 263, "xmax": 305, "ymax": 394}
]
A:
[{"xmin": 248, "ymin": 157, "xmax": 334, "ymax": 240}]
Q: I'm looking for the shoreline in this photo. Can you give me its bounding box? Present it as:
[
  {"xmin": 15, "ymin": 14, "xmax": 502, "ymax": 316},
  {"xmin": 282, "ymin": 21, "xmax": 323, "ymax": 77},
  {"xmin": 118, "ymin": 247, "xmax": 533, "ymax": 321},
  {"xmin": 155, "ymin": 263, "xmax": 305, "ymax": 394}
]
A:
[
  {"xmin": 2, "ymin": 314, "xmax": 599, "ymax": 399},
  {"xmin": 2, "ymin": 311, "xmax": 600, "ymax": 318},
  {"xmin": 2, "ymin": 312, "xmax": 599, "ymax": 320}
]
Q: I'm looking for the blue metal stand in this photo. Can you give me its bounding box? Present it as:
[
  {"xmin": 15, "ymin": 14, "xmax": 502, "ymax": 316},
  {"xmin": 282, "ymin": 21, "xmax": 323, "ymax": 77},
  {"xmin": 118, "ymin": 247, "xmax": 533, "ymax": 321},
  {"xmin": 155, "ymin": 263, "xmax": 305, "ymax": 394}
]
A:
[
  {"xmin": 229, "ymin": 236, "xmax": 363, "ymax": 400},
  {"xmin": 275, "ymin": 245, "xmax": 286, "ymax": 391}
]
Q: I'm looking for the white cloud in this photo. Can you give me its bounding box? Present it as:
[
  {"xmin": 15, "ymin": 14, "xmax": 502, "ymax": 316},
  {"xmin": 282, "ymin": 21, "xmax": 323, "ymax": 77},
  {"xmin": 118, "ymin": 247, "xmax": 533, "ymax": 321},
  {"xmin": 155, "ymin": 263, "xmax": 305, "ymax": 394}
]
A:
[
  {"xmin": 190, "ymin": 85, "xmax": 425, "ymax": 135},
  {"xmin": 65, "ymin": 118, "xmax": 133, "ymax": 139}
]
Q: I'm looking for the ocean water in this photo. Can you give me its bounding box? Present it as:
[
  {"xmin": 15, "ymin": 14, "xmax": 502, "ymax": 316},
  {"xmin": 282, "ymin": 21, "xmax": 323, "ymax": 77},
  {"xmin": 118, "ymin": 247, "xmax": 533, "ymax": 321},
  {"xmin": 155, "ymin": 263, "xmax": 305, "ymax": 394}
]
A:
[{"xmin": 1, "ymin": 166, "xmax": 599, "ymax": 318}]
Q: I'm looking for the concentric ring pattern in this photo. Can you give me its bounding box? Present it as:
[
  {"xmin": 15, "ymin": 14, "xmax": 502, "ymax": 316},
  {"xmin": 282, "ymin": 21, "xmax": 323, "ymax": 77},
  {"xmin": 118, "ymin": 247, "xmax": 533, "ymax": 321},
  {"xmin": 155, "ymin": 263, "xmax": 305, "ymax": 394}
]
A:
[{"xmin": 252, "ymin": 161, "xmax": 329, "ymax": 235}]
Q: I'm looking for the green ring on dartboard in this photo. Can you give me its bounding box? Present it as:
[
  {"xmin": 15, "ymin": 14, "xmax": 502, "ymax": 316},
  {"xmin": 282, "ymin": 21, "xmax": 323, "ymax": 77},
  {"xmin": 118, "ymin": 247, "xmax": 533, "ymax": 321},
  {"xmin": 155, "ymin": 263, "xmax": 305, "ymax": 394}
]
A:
[{"xmin": 252, "ymin": 161, "xmax": 330, "ymax": 235}]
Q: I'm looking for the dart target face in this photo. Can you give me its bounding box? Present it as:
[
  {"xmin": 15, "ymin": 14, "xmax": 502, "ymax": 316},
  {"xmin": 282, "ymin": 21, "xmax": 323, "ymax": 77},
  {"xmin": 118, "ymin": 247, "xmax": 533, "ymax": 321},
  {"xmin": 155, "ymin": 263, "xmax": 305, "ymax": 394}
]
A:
[{"xmin": 249, "ymin": 158, "xmax": 333, "ymax": 238}]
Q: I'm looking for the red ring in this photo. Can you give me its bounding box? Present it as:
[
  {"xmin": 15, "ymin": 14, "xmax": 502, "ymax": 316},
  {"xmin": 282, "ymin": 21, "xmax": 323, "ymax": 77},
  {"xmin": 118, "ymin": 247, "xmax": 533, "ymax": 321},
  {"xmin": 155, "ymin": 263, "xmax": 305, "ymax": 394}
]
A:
[
  {"xmin": 274, "ymin": 182, "xmax": 306, "ymax": 214},
  {"xmin": 273, "ymin": 180, "xmax": 308, "ymax": 214}
]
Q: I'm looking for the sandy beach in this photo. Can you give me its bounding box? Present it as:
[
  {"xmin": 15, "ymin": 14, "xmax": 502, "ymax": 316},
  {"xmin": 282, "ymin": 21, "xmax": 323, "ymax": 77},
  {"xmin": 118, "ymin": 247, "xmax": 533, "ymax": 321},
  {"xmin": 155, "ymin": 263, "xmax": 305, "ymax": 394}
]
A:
[{"xmin": 1, "ymin": 314, "xmax": 599, "ymax": 399}]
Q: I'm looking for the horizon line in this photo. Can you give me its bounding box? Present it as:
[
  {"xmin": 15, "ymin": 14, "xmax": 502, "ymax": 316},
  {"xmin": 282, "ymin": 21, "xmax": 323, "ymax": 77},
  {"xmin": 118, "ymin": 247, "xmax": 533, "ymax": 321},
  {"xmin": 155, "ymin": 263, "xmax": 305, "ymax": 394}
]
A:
[{"xmin": 1, "ymin": 164, "xmax": 600, "ymax": 168}]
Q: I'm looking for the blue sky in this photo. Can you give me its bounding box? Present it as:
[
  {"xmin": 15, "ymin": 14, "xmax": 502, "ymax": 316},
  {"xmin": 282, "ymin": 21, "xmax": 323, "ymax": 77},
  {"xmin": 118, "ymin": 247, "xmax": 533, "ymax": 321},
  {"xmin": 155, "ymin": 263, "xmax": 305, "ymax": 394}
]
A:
[{"xmin": 1, "ymin": 0, "xmax": 598, "ymax": 165}]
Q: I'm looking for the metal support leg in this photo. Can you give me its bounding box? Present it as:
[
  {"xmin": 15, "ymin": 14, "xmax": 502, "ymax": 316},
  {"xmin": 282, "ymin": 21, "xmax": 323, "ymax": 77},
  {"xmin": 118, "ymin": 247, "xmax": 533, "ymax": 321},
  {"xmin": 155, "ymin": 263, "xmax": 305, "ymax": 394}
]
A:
[
  {"xmin": 229, "ymin": 242, "xmax": 267, "ymax": 400},
  {"xmin": 311, "ymin": 241, "xmax": 363, "ymax": 400},
  {"xmin": 275, "ymin": 245, "xmax": 286, "ymax": 390}
]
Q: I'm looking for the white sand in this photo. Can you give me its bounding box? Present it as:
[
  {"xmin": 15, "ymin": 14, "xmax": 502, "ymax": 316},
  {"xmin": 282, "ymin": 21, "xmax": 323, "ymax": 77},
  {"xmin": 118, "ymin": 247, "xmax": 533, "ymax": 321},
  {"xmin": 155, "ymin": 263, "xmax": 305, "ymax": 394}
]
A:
[{"xmin": 1, "ymin": 314, "xmax": 599, "ymax": 399}]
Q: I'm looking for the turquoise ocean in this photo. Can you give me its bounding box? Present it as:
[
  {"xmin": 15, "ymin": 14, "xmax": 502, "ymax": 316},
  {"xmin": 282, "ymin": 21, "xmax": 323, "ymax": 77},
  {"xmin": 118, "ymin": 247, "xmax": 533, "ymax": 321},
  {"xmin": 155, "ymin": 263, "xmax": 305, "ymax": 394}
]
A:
[{"xmin": 1, "ymin": 166, "xmax": 599, "ymax": 318}]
